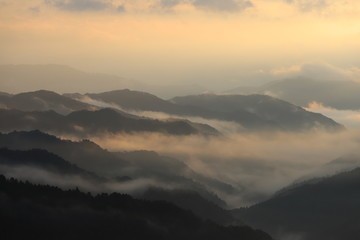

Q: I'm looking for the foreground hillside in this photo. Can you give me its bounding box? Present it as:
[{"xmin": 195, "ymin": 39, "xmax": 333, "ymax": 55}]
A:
[
  {"xmin": 0, "ymin": 175, "xmax": 272, "ymax": 240},
  {"xmin": 232, "ymin": 167, "xmax": 360, "ymax": 240}
]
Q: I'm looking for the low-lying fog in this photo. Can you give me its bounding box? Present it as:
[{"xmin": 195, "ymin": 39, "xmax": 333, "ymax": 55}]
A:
[
  {"xmin": 66, "ymin": 96, "xmax": 360, "ymax": 207},
  {"xmin": 86, "ymin": 129, "xmax": 359, "ymax": 207}
]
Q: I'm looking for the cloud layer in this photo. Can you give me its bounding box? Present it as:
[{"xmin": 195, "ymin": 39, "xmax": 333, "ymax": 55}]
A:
[
  {"xmin": 43, "ymin": 0, "xmax": 254, "ymax": 12},
  {"xmin": 271, "ymin": 62, "xmax": 360, "ymax": 82},
  {"xmin": 88, "ymin": 128, "xmax": 360, "ymax": 206},
  {"xmin": 45, "ymin": 0, "xmax": 111, "ymax": 11},
  {"xmin": 286, "ymin": 0, "xmax": 328, "ymax": 12},
  {"xmin": 40, "ymin": 0, "xmax": 351, "ymax": 14},
  {"xmin": 306, "ymin": 102, "xmax": 360, "ymax": 128},
  {"xmin": 193, "ymin": 0, "xmax": 253, "ymax": 12}
]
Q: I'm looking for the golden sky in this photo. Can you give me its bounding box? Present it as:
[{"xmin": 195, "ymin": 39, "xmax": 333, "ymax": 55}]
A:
[{"xmin": 1, "ymin": 0, "xmax": 360, "ymax": 88}]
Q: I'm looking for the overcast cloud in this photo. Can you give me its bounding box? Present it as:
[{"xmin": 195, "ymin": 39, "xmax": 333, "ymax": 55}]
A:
[
  {"xmin": 45, "ymin": 0, "xmax": 111, "ymax": 11},
  {"xmin": 193, "ymin": 0, "xmax": 253, "ymax": 12},
  {"xmin": 285, "ymin": 0, "xmax": 329, "ymax": 12}
]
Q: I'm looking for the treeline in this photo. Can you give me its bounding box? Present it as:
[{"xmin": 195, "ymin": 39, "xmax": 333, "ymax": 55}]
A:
[{"xmin": 0, "ymin": 175, "xmax": 272, "ymax": 240}]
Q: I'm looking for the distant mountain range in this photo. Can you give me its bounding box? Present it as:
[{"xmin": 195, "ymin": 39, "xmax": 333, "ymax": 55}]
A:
[
  {"xmin": 0, "ymin": 89, "xmax": 96, "ymax": 114},
  {"xmin": 2, "ymin": 63, "xmax": 359, "ymax": 110},
  {"xmin": 0, "ymin": 64, "xmax": 142, "ymax": 94},
  {"xmin": 0, "ymin": 64, "xmax": 206, "ymax": 98},
  {"xmin": 73, "ymin": 89, "xmax": 344, "ymax": 132},
  {"xmin": 171, "ymin": 93, "xmax": 343, "ymax": 131},
  {"xmin": 226, "ymin": 77, "xmax": 360, "ymax": 110},
  {"xmin": 0, "ymin": 89, "xmax": 344, "ymax": 132},
  {"xmin": 0, "ymin": 102, "xmax": 218, "ymax": 136},
  {"xmin": 1, "ymin": 64, "xmax": 359, "ymax": 240},
  {"xmin": 231, "ymin": 166, "xmax": 360, "ymax": 240}
]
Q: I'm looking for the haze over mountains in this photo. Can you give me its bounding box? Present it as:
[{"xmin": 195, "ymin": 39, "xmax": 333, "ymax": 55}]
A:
[
  {"xmin": 0, "ymin": 90, "xmax": 220, "ymax": 137},
  {"xmin": 0, "ymin": 108, "xmax": 217, "ymax": 137},
  {"xmin": 3, "ymin": 64, "xmax": 360, "ymax": 112},
  {"xmin": 0, "ymin": 146, "xmax": 241, "ymax": 226},
  {"xmin": 227, "ymin": 76, "xmax": 360, "ymax": 111},
  {"xmin": 0, "ymin": 87, "xmax": 355, "ymax": 207},
  {"xmin": 0, "ymin": 130, "xmax": 232, "ymax": 209},
  {"xmin": 2, "ymin": 0, "xmax": 360, "ymax": 236},
  {"xmin": 0, "ymin": 64, "xmax": 205, "ymax": 98},
  {"xmin": 0, "ymin": 88, "xmax": 344, "ymax": 134},
  {"xmin": 0, "ymin": 89, "xmax": 96, "ymax": 114},
  {"xmin": 232, "ymin": 166, "xmax": 360, "ymax": 240},
  {"xmin": 171, "ymin": 93, "xmax": 342, "ymax": 131},
  {"xmin": 71, "ymin": 89, "xmax": 343, "ymax": 132},
  {"xmin": 2, "ymin": 65, "xmax": 360, "ymax": 240},
  {"xmin": 0, "ymin": 147, "xmax": 103, "ymax": 183},
  {"xmin": 0, "ymin": 175, "xmax": 273, "ymax": 240}
]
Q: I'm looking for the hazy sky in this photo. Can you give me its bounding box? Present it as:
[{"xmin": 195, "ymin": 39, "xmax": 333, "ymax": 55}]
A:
[{"xmin": 1, "ymin": 0, "xmax": 360, "ymax": 89}]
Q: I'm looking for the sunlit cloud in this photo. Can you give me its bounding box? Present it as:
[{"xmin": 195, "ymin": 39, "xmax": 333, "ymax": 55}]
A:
[
  {"xmin": 271, "ymin": 62, "xmax": 360, "ymax": 82},
  {"xmin": 1, "ymin": 0, "xmax": 360, "ymax": 96},
  {"xmin": 306, "ymin": 101, "xmax": 360, "ymax": 128}
]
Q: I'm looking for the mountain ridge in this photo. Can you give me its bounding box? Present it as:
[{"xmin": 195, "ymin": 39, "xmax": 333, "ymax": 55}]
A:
[
  {"xmin": 226, "ymin": 77, "xmax": 360, "ymax": 110},
  {"xmin": 72, "ymin": 89, "xmax": 344, "ymax": 132},
  {"xmin": 231, "ymin": 166, "xmax": 360, "ymax": 240}
]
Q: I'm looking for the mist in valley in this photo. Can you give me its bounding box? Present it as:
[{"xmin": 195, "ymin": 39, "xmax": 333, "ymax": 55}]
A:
[{"xmin": 2, "ymin": 1, "xmax": 360, "ymax": 239}]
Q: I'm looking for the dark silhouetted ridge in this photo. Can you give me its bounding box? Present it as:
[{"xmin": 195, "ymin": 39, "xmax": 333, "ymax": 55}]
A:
[
  {"xmin": 232, "ymin": 167, "xmax": 360, "ymax": 240},
  {"xmin": 0, "ymin": 175, "xmax": 273, "ymax": 240},
  {"xmin": 0, "ymin": 148, "xmax": 102, "ymax": 181}
]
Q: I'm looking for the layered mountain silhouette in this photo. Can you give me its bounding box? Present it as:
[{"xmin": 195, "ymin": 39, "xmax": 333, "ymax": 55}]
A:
[
  {"xmin": 0, "ymin": 67, "xmax": 354, "ymax": 240},
  {"xmin": 227, "ymin": 77, "xmax": 360, "ymax": 110},
  {"xmin": 84, "ymin": 89, "xmax": 183, "ymax": 112},
  {"xmin": 0, "ymin": 148, "xmax": 102, "ymax": 181},
  {"xmin": 0, "ymin": 88, "xmax": 344, "ymax": 132},
  {"xmin": 0, "ymin": 175, "xmax": 273, "ymax": 240},
  {"xmin": 0, "ymin": 64, "xmax": 205, "ymax": 98},
  {"xmin": 171, "ymin": 93, "xmax": 343, "ymax": 131},
  {"xmin": 0, "ymin": 64, "xmax": 142, "ymax": 93},
  {"xmin": 0, "ymin": 146, "xmax": 240, "ymax": 225},
  {"xmin": 231, "ymin": 167, "xmax": 360, "ymax": 240},
  {"xmin": 0, "ymin": 108, "xmax": 218, "ymax": 136},
  {"xmin": 114, "ymin": 150, "xmax": 233, "ymax": 208},
  {"xmin": 79, "ymin": 89, "xmax": 343, "ymax": 131},
  {"xmin": 0, "ymin": 130, "xmax": 127, "ymax": 177},
  {"xmin": 0, "ymin": 90, "xmax": 96, "ymax": 114},
  {"xmin": 0, "ymin": 130, "xmax": 233, "ymax": 209}
]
